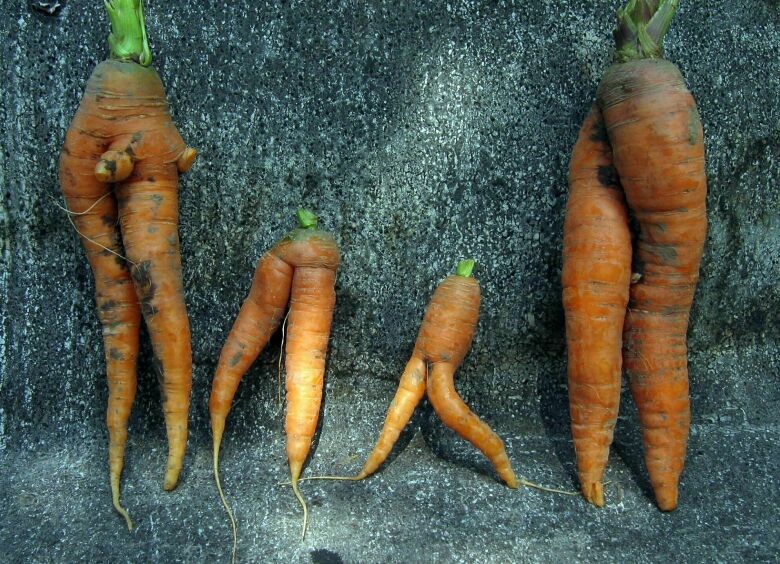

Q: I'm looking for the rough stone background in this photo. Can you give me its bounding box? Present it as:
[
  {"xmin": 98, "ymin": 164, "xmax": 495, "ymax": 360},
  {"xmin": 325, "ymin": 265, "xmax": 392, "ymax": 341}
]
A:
[{"xmin": 2, "ymin": 0, "xmax": 779, "ymax": 562}]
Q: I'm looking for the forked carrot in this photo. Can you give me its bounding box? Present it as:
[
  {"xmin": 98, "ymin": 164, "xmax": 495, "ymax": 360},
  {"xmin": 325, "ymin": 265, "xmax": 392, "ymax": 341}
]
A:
[
  {"xmin": 59, "ymin": 0, "xmax": 196, "ymax": 528},
  {"xmin": 563, "ymin": 0, "xmax": 707, "ymax": 511},
  {"xmin": 209, "ymin": 209, "xmax": 339, "ymax": 551},
  {"xmin": 302, "ymin": 261, "xmax": 521, "ymax": 488}
]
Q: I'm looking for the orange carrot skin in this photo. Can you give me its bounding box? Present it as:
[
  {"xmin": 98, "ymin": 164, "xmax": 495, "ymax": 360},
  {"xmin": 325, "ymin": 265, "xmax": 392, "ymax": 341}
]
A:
[
  {"xmin": 278, "ymin": 233, "xmax": 340, "ymax": 482},
  {"xmin": 562, "ymin": 105, "xmax": 632, "ymax": 507},
  {"xmin": 359, "ymin": 272, "xmax": 517, "ymax": 487},
  {"xmin": 209, "ymin": 253, "xmax": 293, "ymax": 442},
  {"xmin": 62, "ymin": 59, "xmax": 196, "ymax": 492},
  {"xmin": 357, "ymin": 356, "xmax": 426, "ymax": 478},
  {"xmin": 427, "ymin": 362, "xmax": 518, "ymax": 488},
  {"xmin": 598, "ymin": 58, "xmax": 707, "ymax": 510},
  {"xmin": 414, "ymin": 275, "xmax": 480, "ymax": 366},
  {"xmin": 208, "ymin": 225, "xmax": 339, "ymax": 484},
  {"xmin": 419, "ymin": 274, "xmax": 518, "ymax": 488}
]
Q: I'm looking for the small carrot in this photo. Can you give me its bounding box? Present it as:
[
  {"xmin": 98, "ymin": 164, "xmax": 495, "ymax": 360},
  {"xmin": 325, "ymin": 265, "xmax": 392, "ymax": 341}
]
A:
[
  {"xmin": 59, "ymin": 0, "xmax": 196, "ymax": 528},
  {"xmin": 562, "ymin": 104, "xmax": 632, "ymax": 507},
  {"xmin": 303, "ymin": 261, "xmax": 519, "ymax": 489},
  {"xmin": 209, "ymin": 209, "xmax": 339, "ymax": 551},
  {"xmin": 365, "ymin": 260, "xmax": 518, "ymax": 486}
]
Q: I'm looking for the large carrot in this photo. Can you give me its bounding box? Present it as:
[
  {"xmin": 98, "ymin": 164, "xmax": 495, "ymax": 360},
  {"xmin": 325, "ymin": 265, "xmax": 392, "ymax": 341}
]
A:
[
  {"xmin": 562, "ymin": 104, "xmax": 632, "ymax": 508},
  {"xmin": 59, "ymin": 0, "xmax": 197, "ymax": 528},
  {"xmin": 596, "ymin": 0, "xmax": 706, "ymax": 511},
  {"xmin": 209, "ymin": 209, "xmax": 339, "ymax": 549}
]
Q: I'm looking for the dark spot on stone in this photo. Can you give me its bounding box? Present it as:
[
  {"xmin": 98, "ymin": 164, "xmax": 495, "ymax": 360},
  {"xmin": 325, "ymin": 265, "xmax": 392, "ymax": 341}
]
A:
[
  {"xmin": 310, "ymin": 549, "xmax": 344, "ymax": 564},
  {"xmin": 147, "ymin": 176, "xmax": 156, "ymax": 182},
  {"xmin": 99, "ymin": 300, "xmax": 118, "ymax": 312},
  {"xmin": 229, "ymin": 350, "xmax": 243, "ymax": 367},
  {"xmin": 104, "ymin": 159, "xmax": 117, "ymax": 175},
  {"xmin": 597, "ymin": 165, "xmax": 619, "ymax": 188},
  {"xmin": 101, "ymin": 215, "xmax": 116, "ymax": 226},
  {"xmin": 148, "ymin": 225, "xmax": 158, "ymax": 234},
  {"xmin": 130, "ymin": 132, "xmax": 143, "ymax": 144},
  {"xmin": 61, "ymin": 145, "xmax": 70, "ymax": 155},
  {"xmin": 109, "ymin": 348, "xmax": 125, "ymax": 361},
  {"xmin": 150, "ymin": 194, "xmax": 163, "ymax": 209},
  {"xmin": 167, "ymin": 233, "xmax": 178, "ymax": 246},
  {"xmin": 28, "ymin": 0, "xmax": 65, "ymax": 16},
  {"xmin": 130, "ymin": 261, "xmax": 157, "ymax": 317}
]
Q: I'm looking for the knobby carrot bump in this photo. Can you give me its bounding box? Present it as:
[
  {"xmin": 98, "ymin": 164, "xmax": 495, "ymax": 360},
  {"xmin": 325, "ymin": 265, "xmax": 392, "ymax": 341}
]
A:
[
  {"xmin": 210, "ymin": 209, "xmax": 340, "ymax": 554},
  {"xmin": 58, "ymin": 0, "xmax": 196, "ymax": 529}
]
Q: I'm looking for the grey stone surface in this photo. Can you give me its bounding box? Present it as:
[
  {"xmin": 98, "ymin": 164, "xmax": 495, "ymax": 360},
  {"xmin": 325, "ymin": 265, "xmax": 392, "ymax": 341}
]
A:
[{"xmin": 1, "ymin": 0, "xmax": 779, "ymax": 562}]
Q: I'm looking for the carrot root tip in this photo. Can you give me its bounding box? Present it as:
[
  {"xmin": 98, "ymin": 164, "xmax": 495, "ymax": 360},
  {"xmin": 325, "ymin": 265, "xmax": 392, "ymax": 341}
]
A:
[
  {"xmin": 111, "ymin": 484, "xmax": 134, "ymax": 531},
  {"xmin": 213, "ymin": 443, "xmax": 238, "ymax": 564},
  {"xmin": 581, "ymin": 481, "xmax": 606, "ymax": 507},
  {"xmin": 291, "ymin": 477, "xmax": 308, "ymax": 541},
  {"xmin": 163, "ymin": 470, "xmax": 179, "ymax": 492},
  {"xmin": 653, "ymin": 485, "xmax": 679, "ymax": 512}
]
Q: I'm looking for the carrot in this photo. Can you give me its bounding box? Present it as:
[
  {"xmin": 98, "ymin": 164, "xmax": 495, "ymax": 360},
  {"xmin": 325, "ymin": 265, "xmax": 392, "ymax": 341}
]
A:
[
  {"xmin": 562, "ymin": 104, "xmax": 632, "ymax": 507},
  {"xmin": 564, "ymin": 0, "xmax": 706, "ymax": 511},
  {"xmin": 58, "ymin": 0, "xmax": 197, "ymax": 527},
  {"xmin": 209, "ymin": 209, "xmax": 339, "ymax": 548},
  {"xmin": 372, "ymin": 260, "xmax": 519, "ymax": 486},
  {"xmin": 306, "ymin": 261, "xmax": 520, "ymax": 489}
]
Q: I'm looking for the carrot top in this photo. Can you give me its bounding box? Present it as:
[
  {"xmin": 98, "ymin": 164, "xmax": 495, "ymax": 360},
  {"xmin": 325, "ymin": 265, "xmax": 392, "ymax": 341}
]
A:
[
  {"xmin": 455, "ymin": 259, "xmax": 475, "ymax": 278},
  {"xmin": 296, "ymin": 208, "xmax": 319, "ymax": 230},
  {"xmin": 613, "ymin": 0, "xmax": 679, "ymax": 63},
  {"xmin": 105, "ymin": 0, "xmax": 152, "ymax": 66}
]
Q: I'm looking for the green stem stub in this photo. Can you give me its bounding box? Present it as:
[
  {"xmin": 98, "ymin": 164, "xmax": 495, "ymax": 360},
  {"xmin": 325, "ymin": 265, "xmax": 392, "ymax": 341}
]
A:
[
  {"xmin": 613, "ymin": 0, "xmax": 679, "ymax": 63},
  {"xmin": 296, "ymin": 208, "xmax": 319, "ymax": 230},
  {"xmin": 105, "ymin": 0, "xmax": 152, "ymax": 66},
  {"xmin": 456, "ymin": 259, "xmax": 475, "ymax": 278}
]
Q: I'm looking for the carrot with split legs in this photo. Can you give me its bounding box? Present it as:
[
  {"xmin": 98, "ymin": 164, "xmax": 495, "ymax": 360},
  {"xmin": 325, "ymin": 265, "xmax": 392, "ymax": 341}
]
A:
[
  {"xmin": 562, "ymin": 104, "xmax": 632, "ymax": 507},
  {"xmin": 564, "ymin": 0, "xmax": 707, "ymax": 511},
  {"xmin": 302, "ymin": 261, "xmax": 520, "ymax": 489},
  {"xmin": 209, "ymin": 209, "xmax": 339, "ymax": 551},
  {"xmin": 59, "ymin": 0, "xmax": 196, "ymax": 528}
]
